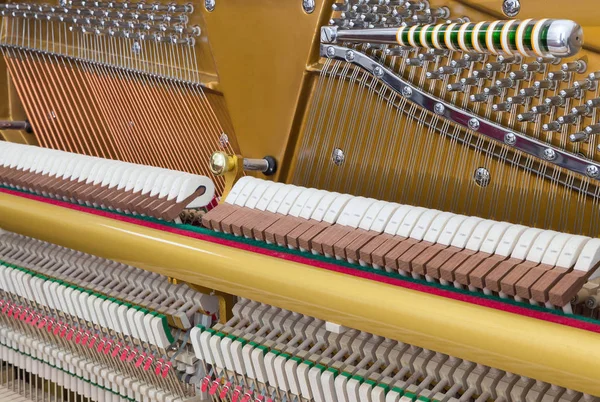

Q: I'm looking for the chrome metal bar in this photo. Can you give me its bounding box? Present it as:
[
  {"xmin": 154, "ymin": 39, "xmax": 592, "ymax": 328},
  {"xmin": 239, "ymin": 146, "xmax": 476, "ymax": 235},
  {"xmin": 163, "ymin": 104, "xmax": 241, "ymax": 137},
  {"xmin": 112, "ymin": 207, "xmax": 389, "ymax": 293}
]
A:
[{"xmin": 320, "ymin": 44, "xmax": 600, "ymax": 181}]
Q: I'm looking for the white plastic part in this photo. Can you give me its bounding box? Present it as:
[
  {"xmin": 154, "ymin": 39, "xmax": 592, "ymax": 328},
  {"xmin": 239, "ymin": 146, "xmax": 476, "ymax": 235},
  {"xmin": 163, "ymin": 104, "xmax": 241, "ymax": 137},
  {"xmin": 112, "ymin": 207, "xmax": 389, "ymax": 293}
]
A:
[
  {"xmin": 510, "ymin": 228, "xmax": 544, "ymax": 260},
  {"xmin": 396, "ymin": 207, "xmax": 428, "ymax": 238},
  {"xmin": 575, "ymin": 238, "xmax": 600, "ymax": 274},
  {"xmin": 224, "ymin": 176, "xmax": 254, "ymax": 204},
  {"xmin": 180, "ymin": 175, "xmax": 216, "ymax": 208},
  {"xmin": 540, "ymin": 233, "xmax": 572, "ymax": 266},
  {"xmin": 495, "ymin": 225, "xmax": 529, "ymax": 257},
  {"xmin": 437, "ymin": 215, "xmax": 469, "ymax": 246},
  {"xmin": 336, "ymin": 197, "xmax": 376, "ymax": 228},
  {"xmin": 322, "ymin": 194, "xmax": 353, "ymax": 224},
  {"xmin": 233, "ymin": 177, "xmax": 258, "ymax": 206},
  {"xmin": 465, "ymin": 220, "xmax": 496, "ymax": 252},
  {"xmin": 289, "ymin": 188, "xmax": 318, "ymax": 217},
  {"xmin": 244, "ymin": 181, "xmax": 272, "ymax": 209},
  {"xmin": 450, "ymin": 217, "xmax": 484, "ymax": 248},
  {"xmin": 408, "ymin": 209, "xmax": 442, "ymax": 240},
  {"xmin": 555, "ymin": 236, "xmax": 590, "ymax": 269},
  {"xmin": 266, "ymin": 184, "xmax": 297, "ymax": 213},
  {"xmin": 524, "ymin": 230, "xmax": 557, "ymax": 263},
  {"xmin": 358, "ymin": 201, "xmax": 389, "ymax": 230},
  {"xmin": 479, "ymin": 222, "xmax": 512, "ymax": 254},
  {"xmin": 383, "ymin": 205, "xmax": 413, "ymax": 235},
  {"xmin": 299, "ymin": 190, "xmax": 328, "ymax": 220},
  {"xmin": 256, "ymin": 182, "xmax": 285, "ymax": 211}
]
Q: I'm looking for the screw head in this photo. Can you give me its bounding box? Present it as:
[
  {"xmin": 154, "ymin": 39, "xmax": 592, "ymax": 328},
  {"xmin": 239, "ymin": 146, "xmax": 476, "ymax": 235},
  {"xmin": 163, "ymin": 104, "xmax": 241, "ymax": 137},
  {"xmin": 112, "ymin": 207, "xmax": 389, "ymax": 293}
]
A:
[
  {"xmin": 502, "ymin": 0, "xmax": 520, "ymax": 17},
  {"xmin": 434, "ymin": 103, "xmax": 445, "ymax": 115},
  {"xmin": 204, "ymin": 0, "xmax": 215, "ymax": 12},
  {"xmin": 373, "ymin": 66, "xmax": 384, "ymax": 78},
  {"xmin": 131, "ymin": 41, "xmax": 141, "ymax": 54},
  {"xmin": 473, "ymin": 167, "xmax": 491, "ymax": 187},
  {"xmin": 345, "ymin": 50, "xmax": 355, "ymax": 62},
  {"xmin": 332, "ymin": 148, "xmax": 345, "ymax": 166},
  {"xmin": 326, "ymin": 46, "xmax": 336, "ymax": 58},
  {"xmin": 504, "ymin": 132, "xmax": 517, "ymax": 146},
  {"xmin": 302, "ymin": 0, "xmax": 315, "ymax": 14},
  {"xmin": 468, "ymin": 118, "xmax": 480, "ymax": 131},
  {"xmin": 401, "ymin": 86, "xmax": 412, "ymax": 98},
  {"xmin": 587, "ymin": 165, "xmax": 600, "ymax": 178},
  {"xmin": 219, "ymin": 133, "xmax": 229, "ymax": 148},
  {"xmin": 543, "ymin": 148, "xmax": 557, "ymax": 161}
]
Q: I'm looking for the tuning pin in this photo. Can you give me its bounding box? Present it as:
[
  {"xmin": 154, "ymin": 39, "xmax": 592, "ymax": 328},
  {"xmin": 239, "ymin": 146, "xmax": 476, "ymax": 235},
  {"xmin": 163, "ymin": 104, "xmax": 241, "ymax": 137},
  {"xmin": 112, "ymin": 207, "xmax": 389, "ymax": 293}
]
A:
[
  {"xmin": 483, "ymin": 86, "xmax": 502, "ymax": 96},
  {"xmin": 584, "ymin": 124, "xmax": 600, "ymax": 136},
  {"xmin": 460, "ymin": 77, "xmax": 478, "ymax": 87},
  {"xmin": 575, "ymin": 79, "xmax": 595, "ymax": 92},
  {"xmin": 385, "ymin": 46, "xmax": 412, "ymax": 56},
  {"xmin": 412, "ymin": 13, "xmax": 432, "ymax": 23},
  {"xmin": 495, "ymin": 78, "xmax": 515, "ymax": 89},
  {"xmin": 531, "ymin": 104, "xmax": 550, "ymax": 115},
  {"xmin": 517, "ymin": 112, "xmax": 537, "ymax": 122},
  {"xmin": 507, "ymin": 95, "xmax": 526, "ymax": 105},
  {"xmin": 508, "ymin": 71, "xmax": 527, "ymax": 81},
  {"xmin": 497, "ymin": 54, "xmax": 521, "ymax": 65},
  {"xmin": 542, "ymin": 121, "xmax": 561, "ymax": 132},
  {"xmin": 534, "ymin": 80, "xmax": 556, "ymax": 90},
  {"xmin": 586, "ymin": 98, "xmax": 600, "ymax": 109},
  {"xmin": 492, "ymin": 102, "xmax": 512, "ymax": 112},
  {"xmin": 403, "ymin": 0, "xmax": 427, "ymax": 11},
  {"xmin": 406, "ymin": 58, "xmax": 423, "ymax": 67},
  {"xmin": 589, "ymin": 72, "xmax": 600, "ymax": 82},
  {"xmin": 430, "ymin": 6, "xmax": 450, "ymax": 19},
  {"xmin": 463, "ymin": 52, "xmax": 485, "ymax": 63},
  {"xmin": 360, "ymin": 13, "xmax": 381, "ymax": 22},
  {"xmin": 425, "ymin": 71, "xmax": 442, "ymax": 80},
  {"xmin": 485, "ymin": 62, "xmax": 505, "ymax": 72},
  {"xmin": 470, "ymin": 93, "xmax": 488, "ymax": 103},
  {"xmin": 332, "ymin": 2, "xmax": 351, "ymax": 11},
  {"xmin": 447, "ymin": 82, "xmax": 465, "ymax": 92},
  {"xmin": 471, "ymin": 69, "xmax": 491, "ymax": 79},
  {"xmin": 557, "ymin": 113, "xmax": 579, "ymax": 125},
  {"xmin": 372, "ymin": 4, "xmax": 392, "ymax": 14},
  {"xmin": 559, "ymin": 88, "xmax": 581, "ymax": 99},
  {"xmin": 341, "ymin": 10, "xmax": 359, "ymax": 19},
  {"xmin": 562, "ymin": 60, "xmax": 587, "ymax": 73},
  {"xmin": 450, "ymin": 59, "xmax": 469, "ymax": 69},
  {"xmin": 537, "ymin": 56, "xmax": 561, "ymax": 65},
  {"xmin": 545, "ymin": 96, "xmax": 565, "ymax": 107},
  {"xmin": 522, "ymin": 62, "xmax": 543, "ymax": 73},
  {"xmin": 428, "ymin": 48, "xmax": 449, "ymax": 57},
  {"xmin": 570, "ymin": 131, "xmax": 589, "ymax": 143},
  {"xmin": 392, "ymin": 7, "xmax": 412, "ymax": 18},
  {"xmin": 572, "ymin": 104, "xmax": 592, "ymax": 116},
  {"xmin": 519, "ymin": 87, "xmax": 539, "ymax": 97},
  {"xmin": 418, "ymin": 52, "xmax": 436, "ymax": 61},
  {"xmin": 547, "ymin": 70, "xmax": 569, "ymax": 82},
  {"xmin": 352, "ymin": 4, "xmax": 371, "ymax": 13},
  {"xmin": 438, "ymin": 66, "xmax": 458, "ymax": 75},
  {"xmin": 329, "ymin": 18, "xmax": 350, "ymax": 27}
]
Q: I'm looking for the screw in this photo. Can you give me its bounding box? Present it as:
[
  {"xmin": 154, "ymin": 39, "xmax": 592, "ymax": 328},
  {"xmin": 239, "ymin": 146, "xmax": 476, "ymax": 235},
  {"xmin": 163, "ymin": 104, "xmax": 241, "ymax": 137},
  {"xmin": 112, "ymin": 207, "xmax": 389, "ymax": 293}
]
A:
[
  {"xmin": 302, "ymin": 0, "xmax": 315, "ymax": 14},
  {"xmin": 132, "ymin": 41, "xmax": 141, "ymax": 54},
  {"xmin": 205, "ymin": 0, "xmax": 215, "ymax": 12},
  {"xmin": 219, "ymin": 133, "xmax": 229, "ymax": 148},
  {"xmin": 402, "ymin": 86, "xmax": 412, "ymax": 98},
  {"xmin": 332, "ymin": 148, "xmax": 345, "ymax": 166},
  {"xmin": 543, "ymin": 148, "xmax": 557, "ymax": 161},
  {"xmin": 345, "ymin": 50, "xmax": 355, "ymax": 62},
  {"xmin": 473, "ymin": 167, "xmax": 491, "ymax": 187},
  {"xmin": 468, "ymin": 118, "xmax": 480, "ymax": 131},
  {"xmin": 326, "ymin": 46, "xmax": 336, "ymax": 58},
  {"xmin": 373, "ymin": 66, "xmax": 384, "ymax": 78},
  {"xmin": 434, "ymin": 103, "xmax": 445, "ymax": 115},
  {"xmin": 502, "ymin": 0, "xmax": 520, "ymax": 17},
  {"xmin": 587, "ymin": 165, "xmax": 600, "ymax": 178},
  {"xmin": 504, "ymin": 132, "xmax": 517, "ymax": 145}
]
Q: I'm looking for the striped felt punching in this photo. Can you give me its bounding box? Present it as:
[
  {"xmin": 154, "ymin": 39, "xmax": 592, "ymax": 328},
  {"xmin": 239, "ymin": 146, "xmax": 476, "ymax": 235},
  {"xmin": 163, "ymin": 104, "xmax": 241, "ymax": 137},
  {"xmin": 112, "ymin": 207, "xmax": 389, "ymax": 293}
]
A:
[{"xmin": 395, "ymin": 19, "xmax": 580, "ymax": 58}]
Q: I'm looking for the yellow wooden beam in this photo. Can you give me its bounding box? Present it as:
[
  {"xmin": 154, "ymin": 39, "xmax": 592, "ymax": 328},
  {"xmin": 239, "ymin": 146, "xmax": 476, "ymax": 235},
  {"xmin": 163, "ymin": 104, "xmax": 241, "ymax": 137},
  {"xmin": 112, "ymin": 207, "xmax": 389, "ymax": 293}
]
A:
[{"xmin": 0, "ymin": 191, "xmax": 599, "ymax": 395}]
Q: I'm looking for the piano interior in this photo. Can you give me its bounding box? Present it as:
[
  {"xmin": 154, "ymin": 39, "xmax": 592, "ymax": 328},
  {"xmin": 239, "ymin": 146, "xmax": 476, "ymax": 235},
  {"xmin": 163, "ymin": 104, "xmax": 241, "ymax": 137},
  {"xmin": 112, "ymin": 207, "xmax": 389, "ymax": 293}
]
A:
[{"xmin": 0, "ymin": 0, "xmax": 599, "ymax": 401}]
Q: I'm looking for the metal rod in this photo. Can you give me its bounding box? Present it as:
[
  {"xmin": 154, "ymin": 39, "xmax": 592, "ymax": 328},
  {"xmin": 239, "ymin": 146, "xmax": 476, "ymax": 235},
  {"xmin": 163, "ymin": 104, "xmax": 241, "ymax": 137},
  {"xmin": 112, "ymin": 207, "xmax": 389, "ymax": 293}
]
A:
[{"xmin": 0, "ymin": 121, "xmax": 32, "ymax": 133}]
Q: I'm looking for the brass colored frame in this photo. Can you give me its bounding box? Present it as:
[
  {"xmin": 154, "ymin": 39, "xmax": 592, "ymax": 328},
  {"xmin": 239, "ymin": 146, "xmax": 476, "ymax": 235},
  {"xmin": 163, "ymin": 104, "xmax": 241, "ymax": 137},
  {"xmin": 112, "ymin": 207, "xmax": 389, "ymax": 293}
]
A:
[{"xmin": 0, "ymin": 190, "xmax": 599, "ymax": 396}]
